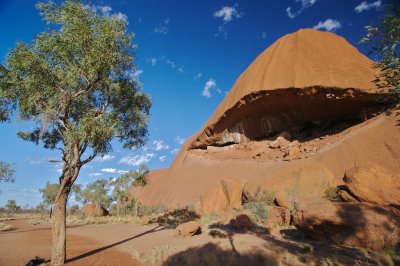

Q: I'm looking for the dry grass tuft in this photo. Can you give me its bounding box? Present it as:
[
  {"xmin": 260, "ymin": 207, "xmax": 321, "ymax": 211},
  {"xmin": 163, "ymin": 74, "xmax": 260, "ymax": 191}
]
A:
[{"xmin": 0, "ymin": 222, "xmax": 15, "ymax": 231}]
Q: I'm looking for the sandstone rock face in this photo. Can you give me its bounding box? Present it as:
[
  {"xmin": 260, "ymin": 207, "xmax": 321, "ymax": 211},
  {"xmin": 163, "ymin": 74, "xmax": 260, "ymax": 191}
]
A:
[
  {"xmin": 83, "ymin": 204, "xmax": 109, "ymax": 217},
  {"xmin": 175, "ymin": 221, "xmax": 201, "ymax": 237},
  {"xmin": 293, "ymin": 202, "xmax": 400, "ymax": 249},
  {"xmin": 200, "ymin": 176, "xmax": 244, "ymax": 214},
  {"xmin": 343, "ymin": 163, "xmax": 400, "ymax": 207},
  {"xmin": 265, "ymin": 206, "xmax": 291, "ymax": 227}
]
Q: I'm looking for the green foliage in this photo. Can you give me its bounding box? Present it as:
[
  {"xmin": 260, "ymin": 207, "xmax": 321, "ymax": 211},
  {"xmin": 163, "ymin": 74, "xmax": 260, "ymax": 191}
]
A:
[
  {"xmin": 0, "ymin": 0, "xmax": 151, "ymax": 180},
  {"xmin": 0, "ymin": 161, "xmax": 15, "ymax": 183},
  {"xmin": 361, "ymin": 0, "xmax": 400, "ymax": 101},
  {"xmin": 82, "ymin": 179, "xmax": 112, "ymax": 208},
  {"xmin": 285, "ymin": 185, "xmax": 300, "ymax": 212},
  {"xmin": 5, "ymin": 199, "xmax": 20, "ymax": 213},
  {"xmin": 323, "ymin": 186, "xmax": 341, "ymax": 201},
  {"xmin": 244, "ymin": 201, "xmax": 269, "ymax": 224},
  {"xmin": 39, "ymin": 182, "xmax": 81, "ymax": 207},
  {"xmin": 132, "ymin": 165, "xmax": 150, "ymax": 188},
  {"xmin": 252, "ymin": 185, "xmax": 276, "ymax": 206}
]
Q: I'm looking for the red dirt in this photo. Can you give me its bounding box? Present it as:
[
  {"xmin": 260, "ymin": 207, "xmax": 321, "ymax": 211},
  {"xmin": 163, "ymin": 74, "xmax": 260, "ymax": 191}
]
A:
[{"xmin": 0, "ymin": 219, "xmax": 139, "ymax": 266}]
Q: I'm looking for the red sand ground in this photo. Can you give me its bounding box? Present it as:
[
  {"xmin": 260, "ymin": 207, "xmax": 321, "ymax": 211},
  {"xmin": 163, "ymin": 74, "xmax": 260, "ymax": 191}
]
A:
[{"xmin": 0, "ymin": 219, "xmax": 386, "ymax": 265}]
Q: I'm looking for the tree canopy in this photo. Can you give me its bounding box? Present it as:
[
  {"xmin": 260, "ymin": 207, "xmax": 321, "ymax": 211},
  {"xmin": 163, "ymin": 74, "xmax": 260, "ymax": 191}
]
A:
[
  {"xmin": 362, "ymin": 0, "xmax": 400, "ymax": 100},
  {"xmin": 0, "ymin": 162, "xmax": 15, "ymax": 183},
  {"xmin": 82, "ymin": 178, "xmax": 112, "ymax": 208}
]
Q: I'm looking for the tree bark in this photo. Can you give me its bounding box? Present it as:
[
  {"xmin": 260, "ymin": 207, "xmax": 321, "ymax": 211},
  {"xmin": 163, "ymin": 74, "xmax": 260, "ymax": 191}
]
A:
[{"xmin": 51, "ymin": 189, "xmax": 68, "ymax": 265}]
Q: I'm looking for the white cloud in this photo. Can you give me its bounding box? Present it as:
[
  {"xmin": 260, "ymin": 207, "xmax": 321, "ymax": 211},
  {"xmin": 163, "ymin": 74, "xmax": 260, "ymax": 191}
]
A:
[
  {"xmin": 355, "ymin": 1, "xmax": 382, "ymax": 13},
  {"xmin": 171, "ymin": 148, "xmax": 179, "ymax": 154},
  {"xmin": 94, "ymin": 155, "xmax": 115, "ymax": 162},
  {"xmin": 133, "ymin": 69, "xmax": 143, "ymax": 77},
  {"xmin": 101, "ymin": 168, "xmax": 128, "ymax": 174},
  {"xmin": 213, "ymin": 4, "xmax": 242, "ymax": 39},
  {"xmin": 178, "ymin": 67, "xmax": 184, "ymax": 73},
  {"xmin": 166, "ymin": 59, "xmax": 176, "ymax": 69},
  {"xmin": 286, "ymin": 0, "xmax": 317, "ymax": 19},
  {"xmin": 119, "ymin": 153, "xmax": 155, "ymax": 166},
  {"xmin": 153, "ymin": 140, "xmax": 170, "ymax": 151},
  {"xmin": 214, "ymin": 4, "xmax": 242, "ymax": 22},
  {"xmin": 202, "ymin": 79, "xmax": 217, "ymax": 98},
  {"xmin": 159, "ymin": 156, "xmax": 167, "ymax": 162},
  {"xmin": 154, "ymin": 17, "xmax": 170, "ymax": 35},
  {"xmin": 88, "ymin": 172, "xmax": 103, "ymax": 177},
  {"xmin": 175, "ymin": 136, "xmax": 185, "ymax": 145},
  {"xmin": 88, "ymin": 5, "xmax": 127, "ymax": 21},
  {"xmin": 146, "ymin": 57, "xmax": 157, "ymax": 66},
  {"xmin": 313, "ymin": 19, "xmax": 342, "ymax": 32},
  {"xmin": 114, "ymin": 12, "xmax": 128, "ymax": 21}
]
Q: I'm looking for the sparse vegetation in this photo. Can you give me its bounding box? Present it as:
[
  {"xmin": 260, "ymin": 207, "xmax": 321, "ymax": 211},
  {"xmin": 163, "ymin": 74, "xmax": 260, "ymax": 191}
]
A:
[
  {"xmin": 0, "ymin": 222, "xmax": 15, "ymax": 231},
  {"xmin": 323, "ymin": 186, "xmax": 341, "ymax": 201},
  {"xmin": 252, "ymin": 185, "xmax": 276, "ymax": 206},
  {"xmin": 285, "ymin": 185, "xmax": 300, "ymax": 212},
  {"xmin": 5, "ymin": 199, "xmax": 20, "ymax": 213},
  {"xmin": 244, "ymin": 201, "xmax": 269, "ymax": 224},
  {"xmin": 197, "ymin": 212, "xmax": 218, "ymax": 226}
]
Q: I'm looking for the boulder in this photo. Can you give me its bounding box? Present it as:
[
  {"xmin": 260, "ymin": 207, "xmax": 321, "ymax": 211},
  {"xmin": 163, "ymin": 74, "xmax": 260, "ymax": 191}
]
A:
[
  {"xmin": 230, "ymin": 214, "xmax": 254, "ymax": 231},
  {"xmin": 82, "ymin": 204, "xmax": 109, "ymax": 217},
  {"xmin": 265, "ymin": 206, "xmax": 291, "ymax": 227},
  {"xmin": 175, "ymin": 221, "xmax": 201, "ymax": 237},
  {"xmin": 269, "ymin": 136, "xmax": 290, "ymax": 149},
  {"xmin": 200, "ymin": 176, "xmax": 244, "ymax": 214},
  {"xmin": 293, "ymin": 202, "xmax": 400, "ymax": 249},
  {"xmin": 344, "ymin": 163, "xmax": 400, "ymax": 207}
]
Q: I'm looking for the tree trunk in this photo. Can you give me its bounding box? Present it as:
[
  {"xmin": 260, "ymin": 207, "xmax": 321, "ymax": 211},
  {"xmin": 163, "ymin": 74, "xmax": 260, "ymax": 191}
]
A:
[{"xmin": 51, "ymin": 190, "xmax": 68, "ymax": 265}]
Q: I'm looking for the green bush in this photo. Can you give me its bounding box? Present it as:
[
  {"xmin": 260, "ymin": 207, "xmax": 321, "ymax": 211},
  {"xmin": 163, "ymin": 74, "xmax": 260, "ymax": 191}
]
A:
[
  {"xmin": 253, "ymin": 186, "xmax": 276, "ymax": 206},
  {"xmin": 323, "ymin": 186, "xmax": 341, "ymax": 201},
  {"xmin": 244, "ymin": 201, "xmax": 268, "ymax": 224}
]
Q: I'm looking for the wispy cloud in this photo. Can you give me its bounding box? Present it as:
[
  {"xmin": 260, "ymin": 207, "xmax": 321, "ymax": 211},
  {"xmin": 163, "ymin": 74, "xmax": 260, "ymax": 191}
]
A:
[
  {"xmin": 154, "ymin": 17, "xmax": 170, "ymax": 35},
  {"xmin": 153, "ymin": 140, "xmax": 170, "ymax": 151},
  {"xmin": 171, "ymin": 148, "xmax": 179, "ymax": 154},
  {"xmin": 260, "ymin": 32, "xmax": 267, "ymax": 40},
  {"xmin": 354, "ymin": 1, "xmax": 382, "ymax": 13},
  {"xmin": 94, "ymin": 155, "xmax": 115, "ymax": 162},
  {"xmin": 101, "ymin": 168, "xmax": 128, "ymax": 174},
  {"xmin": 146, "ymin": 57, "xmax": 157, "ymax": 66},
  {"xmin": 175, "ymin": 136, "xmax": 185, "ymax": 145},
  {"xmin": 313, "ymin": 19, "xmax": 341, "ymax": 32},
  {"xmin": 119, "ymin": 153, "xmax": 155, "ymax": 166},
  {"xmin": 87, "ymin": 5, "xmax": 127, "ymax": 21},
  {"xmin": 133, "ymin": 69, "xmax": 143, "ymax": 77},
  {"xmin": 214, "ymin": 4, "xmax": 242, "ymax": 22},
  {"xmin": 286, "ymin": 0, "xmax": 317, "ymax": 19},
  {"xmin": 159, "ymin": 156, "xmax": 167, "ymax": 162},
  {"xmin": 202, "ymin": 79, "xmax": 217, "ymax": 98},
  {"xmin": 214, "ymin": 3, "xmax": 242, "ymax": 39},
  {"xmin": 88, "ymin": 172, "xmax": 103, "ymax": 177},
  {"xmin": 177, "ymin": 67, "xmax": 184, "ymax": 73},
  {"xmin": 194, "ymin": 73, "xmax": 203, "ymax": 80}
]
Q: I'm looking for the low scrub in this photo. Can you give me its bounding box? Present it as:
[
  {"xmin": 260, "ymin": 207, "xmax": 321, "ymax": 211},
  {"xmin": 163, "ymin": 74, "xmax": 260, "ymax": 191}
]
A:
[
  {"xmin": 323, "ymin": 186, "xmax": 341, "ymax": 201},
  {"xmin": 243, "ymin": 201, "xmax": 268, "ymax": 224},
  {"xmin": 0, "ymin": 222, "xmax": 15, "ymax": 231}
]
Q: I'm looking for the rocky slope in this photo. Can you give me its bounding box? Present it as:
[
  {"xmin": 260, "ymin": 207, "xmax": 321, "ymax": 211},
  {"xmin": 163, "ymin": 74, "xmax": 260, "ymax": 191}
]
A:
[{"xmin": 139, "ymin": 29, "xmax": 399, "ymax": 249}]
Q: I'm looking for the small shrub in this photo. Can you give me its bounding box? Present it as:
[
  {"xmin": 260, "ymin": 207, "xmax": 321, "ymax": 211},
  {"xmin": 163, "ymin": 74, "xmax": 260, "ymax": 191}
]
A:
[
  {"xmin": 285, "ymin": 185, "xmax": 300, "ymax": 212},
  {"xmin": 244, "ymin": 201, "xmax": 268, "ymax": 224},
  {"xmin": 251, "ymin": 186, "xmax": 276, "ymax": 206},
  {"xmin": 323, "ymin": 186, "xmax": 341, "ymax": 201},
  {"xmin": 197, "ymin": 212, "xmax": 218, "ymax": 226},
  {"xmin": 0, "ymin": 222, "xmax": 15, "ymax": 231}
]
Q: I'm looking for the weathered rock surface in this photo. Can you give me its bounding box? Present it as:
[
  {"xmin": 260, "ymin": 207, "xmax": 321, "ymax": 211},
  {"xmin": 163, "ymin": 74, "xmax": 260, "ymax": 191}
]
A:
[
  {"xmin": 343, "ymin": 163, "xmax": 400, "ymax": 208},
  {"xmin": 265, "ymin": 206, "xmax": 291, "ymax": 227},
  {"xmin": 82, "ymin": 204, "xmax": 109, "ymax": 217},
  {"xmin": 293, "ymin": 202, "xmax": 400, "ymax": 249},
  {"xmin": 200, "ymin": 176, "xmax": 244, "ymax": 214},
  {"xmin": 175, "ymin": 221, "xmax": 201, "ymax": 237}
]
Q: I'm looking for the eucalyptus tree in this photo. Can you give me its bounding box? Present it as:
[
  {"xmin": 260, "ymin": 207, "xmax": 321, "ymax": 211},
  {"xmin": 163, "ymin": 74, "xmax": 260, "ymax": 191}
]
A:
[
  {"xmin": 0, "ymin": 1, "xmax": 151, "ymax": 264},
  {"xmin": 362, "ymin": 0, "xmax": 400, "ymax": 100}
]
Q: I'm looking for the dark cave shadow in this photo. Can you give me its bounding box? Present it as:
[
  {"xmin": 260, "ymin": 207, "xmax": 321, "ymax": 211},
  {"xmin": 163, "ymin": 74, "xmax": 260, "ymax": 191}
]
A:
[{"xmin": 66, "ymin": 225, "xmax": 164, "ymax": 263}]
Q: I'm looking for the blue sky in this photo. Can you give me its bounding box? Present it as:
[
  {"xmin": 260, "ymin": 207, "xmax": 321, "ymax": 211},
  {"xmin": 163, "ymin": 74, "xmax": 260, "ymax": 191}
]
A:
[{"xmin": 0, "ymin": 0, "xmax": 385, "ymax": 207}]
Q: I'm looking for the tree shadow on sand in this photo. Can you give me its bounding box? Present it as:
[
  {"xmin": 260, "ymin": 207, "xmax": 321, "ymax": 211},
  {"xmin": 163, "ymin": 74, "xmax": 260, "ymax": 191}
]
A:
[
  {"xmin": 162, "ymin": 213, "xmax": 386, "ymax": 266},
  {"xmin": 66, "ymin": 224, "xmax": 165, "ymax": 263}
]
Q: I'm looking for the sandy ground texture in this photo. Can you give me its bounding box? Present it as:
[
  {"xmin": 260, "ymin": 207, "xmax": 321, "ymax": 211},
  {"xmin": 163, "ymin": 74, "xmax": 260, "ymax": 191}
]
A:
[{"xmin": 0, "ymin": 219, "xmax": 389, "ymax": 266}]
